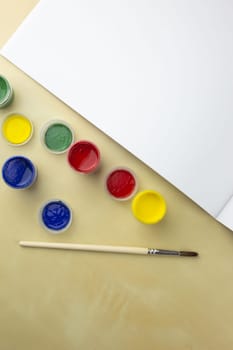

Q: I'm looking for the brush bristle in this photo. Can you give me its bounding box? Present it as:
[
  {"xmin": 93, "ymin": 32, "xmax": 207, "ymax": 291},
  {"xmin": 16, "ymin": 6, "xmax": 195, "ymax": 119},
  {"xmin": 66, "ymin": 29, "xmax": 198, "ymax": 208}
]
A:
[{"xmin": 179, "ymin": 251, "xmax": 199, "ymax": 257}]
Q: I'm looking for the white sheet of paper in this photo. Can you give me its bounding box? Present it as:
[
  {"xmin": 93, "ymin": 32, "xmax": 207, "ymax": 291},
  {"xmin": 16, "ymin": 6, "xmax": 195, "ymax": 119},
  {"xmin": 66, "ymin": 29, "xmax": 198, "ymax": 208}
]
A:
[
  {"xmin": 217, "ymin": 196, "xmax": 233, "ymax": 229},
  {"xmin": 2, "ymin": 0, "xmax": 233, "ymax": 230}
]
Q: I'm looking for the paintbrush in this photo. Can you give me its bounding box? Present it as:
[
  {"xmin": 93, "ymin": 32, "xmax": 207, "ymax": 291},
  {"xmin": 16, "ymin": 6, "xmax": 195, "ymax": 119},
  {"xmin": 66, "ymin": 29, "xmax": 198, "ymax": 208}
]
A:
[{"xmin": 19, "ymin": 241, "xmax": 198, "ymax": 257}]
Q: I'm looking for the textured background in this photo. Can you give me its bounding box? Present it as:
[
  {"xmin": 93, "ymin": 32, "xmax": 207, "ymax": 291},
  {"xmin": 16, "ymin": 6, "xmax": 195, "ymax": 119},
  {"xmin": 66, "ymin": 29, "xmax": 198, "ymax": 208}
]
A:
[{"xmin": 0, "ymin": 1, "xmax": 233, "ymax": 349}]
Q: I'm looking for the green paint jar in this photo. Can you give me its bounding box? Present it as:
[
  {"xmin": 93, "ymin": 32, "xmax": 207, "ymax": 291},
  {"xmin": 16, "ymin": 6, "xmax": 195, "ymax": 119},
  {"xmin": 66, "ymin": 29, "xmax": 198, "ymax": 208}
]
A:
[
  {"xmin": 0, "ymin": 75, "xmax": 14, "ymax": 108},
  {"xmin": 41, "ymin": 120, "xmax": 75, "ymax": 154}
]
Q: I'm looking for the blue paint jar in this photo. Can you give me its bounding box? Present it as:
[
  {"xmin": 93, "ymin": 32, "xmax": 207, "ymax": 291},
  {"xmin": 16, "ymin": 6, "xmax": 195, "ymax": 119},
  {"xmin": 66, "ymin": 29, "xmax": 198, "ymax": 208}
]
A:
[
  {"xmin": 2, "ymin": 156, "xmax": 37, "ymax": 189},
  {"xmin": 40, "ymin": 200, "xmax": 72, "ymax": 233}
]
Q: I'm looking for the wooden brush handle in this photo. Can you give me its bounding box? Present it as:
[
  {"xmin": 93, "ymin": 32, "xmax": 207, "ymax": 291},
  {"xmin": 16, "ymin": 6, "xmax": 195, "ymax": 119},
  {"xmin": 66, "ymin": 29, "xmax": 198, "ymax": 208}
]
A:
[{"xmin": 19, "ymin": 241, "xmax": 148, "ymax": 255}]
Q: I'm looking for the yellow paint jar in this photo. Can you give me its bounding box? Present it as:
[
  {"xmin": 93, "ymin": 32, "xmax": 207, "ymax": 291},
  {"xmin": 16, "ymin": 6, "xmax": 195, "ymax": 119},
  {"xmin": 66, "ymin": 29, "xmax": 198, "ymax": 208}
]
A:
[
  {"xmin": 2, "ymin": 113, "xmax": 33, "ymax": 145},
  {"xmin": 132, "ymin": 190, "xmax": 166, "ymax": 224}
]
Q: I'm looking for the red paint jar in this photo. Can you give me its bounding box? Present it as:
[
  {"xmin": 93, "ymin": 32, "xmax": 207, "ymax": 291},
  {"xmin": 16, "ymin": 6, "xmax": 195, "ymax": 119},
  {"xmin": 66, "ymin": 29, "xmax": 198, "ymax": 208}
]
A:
[
  {"xmin": 105, "ymin": 167, "xmax": 138, "ymax": 200},
  {"xmin": 68, "ymin": 140, "xmax": 100, "ymax": 174}
]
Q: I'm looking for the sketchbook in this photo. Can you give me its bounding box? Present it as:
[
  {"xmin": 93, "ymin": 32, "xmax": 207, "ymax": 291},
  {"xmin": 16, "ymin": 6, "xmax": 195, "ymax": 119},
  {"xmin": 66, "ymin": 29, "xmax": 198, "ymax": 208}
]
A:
[{"xmin": 1, "ymin": 0, "xmax": 233, "ymax": 231}]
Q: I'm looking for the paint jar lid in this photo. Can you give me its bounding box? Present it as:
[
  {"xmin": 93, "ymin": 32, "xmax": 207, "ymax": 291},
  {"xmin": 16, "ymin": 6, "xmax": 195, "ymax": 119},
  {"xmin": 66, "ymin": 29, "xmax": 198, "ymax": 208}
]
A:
[
  {"xmin": 2, "ymin": 156, "xmax": 37, "ymax": 189},
  {"xmin": 105, "ymin": 167, "xmax": 138, "ymax": 201},
  {"xmin": 2, "ymin": 113, "xmax": 33, "ymax": 146},
  {"xmin": 0, "ymin": 75, "xmax": 14, "ymax": 109},
  {"xmin": 131, "ymin": 190, "xmax": 166, "ymax": 224},
  {"xmin": 68, "ymin": 140, "xmax": 101, "ymax": 174},
  {"xmin": 39, "ymin": 199, "xmax": 72, "ymax": 233},
  {"xmin": 41, "ymin": 119, "xmax": 75, "ymax": 154}
]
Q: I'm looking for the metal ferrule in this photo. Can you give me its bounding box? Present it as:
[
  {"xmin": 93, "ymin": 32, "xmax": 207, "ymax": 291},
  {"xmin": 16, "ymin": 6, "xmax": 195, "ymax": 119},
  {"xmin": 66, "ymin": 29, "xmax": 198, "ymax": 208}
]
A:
[{"xmin": 147, "ymin": 248, "xmax": 179, "ymax": 256}]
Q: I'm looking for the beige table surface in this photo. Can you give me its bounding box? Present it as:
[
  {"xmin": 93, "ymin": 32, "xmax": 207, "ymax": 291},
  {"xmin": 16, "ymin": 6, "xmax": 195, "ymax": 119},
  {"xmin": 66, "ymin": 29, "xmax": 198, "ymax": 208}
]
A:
[{"xmin": 0, "ymin": 1, "xmax": 233, "ymax": 349}]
